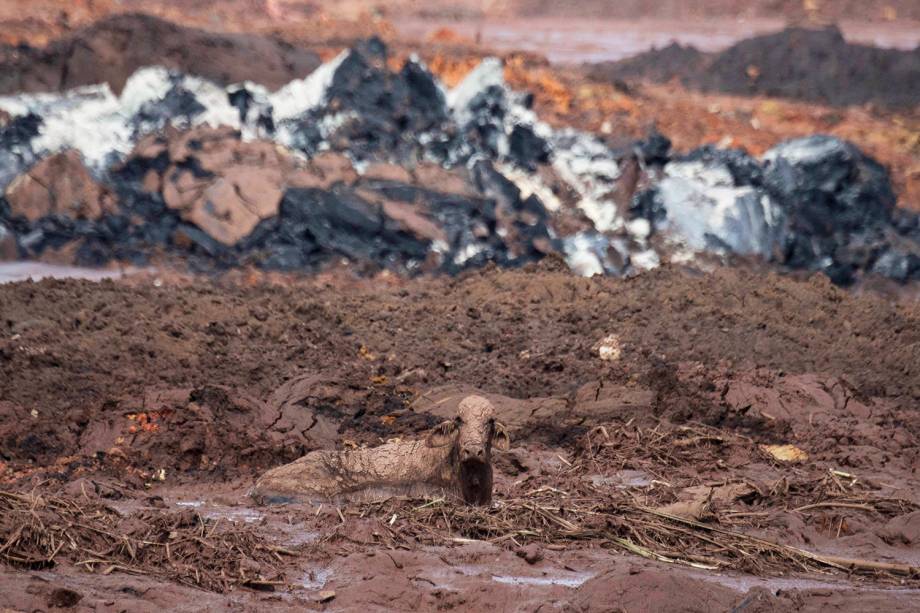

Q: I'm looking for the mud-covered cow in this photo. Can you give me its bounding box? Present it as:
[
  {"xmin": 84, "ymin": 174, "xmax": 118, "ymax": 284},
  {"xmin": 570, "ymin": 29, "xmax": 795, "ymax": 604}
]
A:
[{"xmin": 251, "ymin": 395, "xmax": 510, "ymax": 505}]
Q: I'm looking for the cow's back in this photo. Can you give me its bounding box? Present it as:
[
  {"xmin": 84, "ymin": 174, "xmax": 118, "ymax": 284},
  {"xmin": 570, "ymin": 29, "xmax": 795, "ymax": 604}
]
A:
[
  {"xmin": 251, "ymin": 449, "xmax": 337, "ymax": 503},
  {"xmin": 252, "ymin": 440, "xmax": 454, "ymax": 504}
]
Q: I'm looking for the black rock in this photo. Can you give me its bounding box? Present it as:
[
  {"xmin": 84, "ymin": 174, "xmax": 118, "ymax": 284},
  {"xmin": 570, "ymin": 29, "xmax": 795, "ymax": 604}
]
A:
[
  {"xmin": 248, "ymin": 187, "xmax": 430, "ymax": 270},
  {"xmin": 633, "ymin": 130, "xmax": 672, "ymax": 166},
  {"xmin": 681, "ymin": 145, "xmax": 763, "ymax": 186},
  {"xmin": 508, "ymin": 124, "xmax": 550, "ymax": 170},
  {"xmin": 132, "ymin": 77, "xmax": 207, "ymax": 133},
  {"xmin": 0, "ymin": 112, "xmax": 42, "ymax": 189},
  {"xmin": 228, "ymin": 85, "xmax": 275, "ymax": 133},
  {"xmin": 472, "ymin": 159, "xmax": 522, "ymax": 213},
  {"xmin": 292, "ymin": 39, "xmax": 450, "ymax": 162}
]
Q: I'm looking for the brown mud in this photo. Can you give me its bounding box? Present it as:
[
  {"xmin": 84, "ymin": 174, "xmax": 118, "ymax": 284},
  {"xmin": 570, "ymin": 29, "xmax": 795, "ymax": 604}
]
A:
[
  {"xmin": 1, "ymin": 265, "xmax": 919, "ymax": 610},
  {"xmin": 585, "ymin": 25, "xmax": 920, "ymax": 109},
  {"xmin": 0, "ymin": 13, "xmax": 322, "ymax": 96}
]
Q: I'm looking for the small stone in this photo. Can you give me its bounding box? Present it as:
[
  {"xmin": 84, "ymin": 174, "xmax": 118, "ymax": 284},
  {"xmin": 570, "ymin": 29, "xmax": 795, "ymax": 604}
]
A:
[
  {"xmin": 760, "ymin": 444, "xmax": 808, "ymax": 463},
  {"xmin": 592, "ymin": 334, "xmax": 622, "ymax": 361}
]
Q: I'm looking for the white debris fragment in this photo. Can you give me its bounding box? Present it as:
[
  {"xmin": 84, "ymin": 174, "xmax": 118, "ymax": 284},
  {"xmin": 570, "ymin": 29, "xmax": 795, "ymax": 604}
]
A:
[
  {"xmin": 0, "ymin": 52, "xmax": 351, "ymax": 171},
  {"xmin": 550, "ymin": 130, "xmax": 622, "ymax": 232},
  {"xmin": 447, "ymin": 57, "xmax": 505, "ymax": 126},
  {"xmin": 453, "ymin": 242, "xmax": 485, "ymax": 266},
  {"xmin": 592, "ymin": 334, "xmax": 622, "ymax": 361},
  {"xmin": 626, "ymin": 218, "xmax": 651, "ymax": 241},
  {"xmin": 270, "ymin": 50, "xmax": 348, "ymax": 121},
  {"xmin": 495, "ymin": 162, "xmax": 562, "ymax": 212},
  {"xmin": 762, "ymin": 136, "xmax": 841, "ymax": 165},
  {"xmin": 631, "ymin": 249, "xmax": 661, "ymax": 271},
  {"xmin": 0, "ymin": 83, "xmax": 130, "ymax": 170},
  {"xmin": 656, "ymin": 161, "xmax": 780, "ymax": 257},
  {"xmin": 562, "ymin": 232, "xmax": 610, "ymax": 277}
]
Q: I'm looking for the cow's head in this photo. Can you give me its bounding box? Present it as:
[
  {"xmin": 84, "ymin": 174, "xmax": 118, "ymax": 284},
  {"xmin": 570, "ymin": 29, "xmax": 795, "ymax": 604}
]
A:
[{"xmin": 426, "ymin": 395, "xmax": 510, "ymax": 505}]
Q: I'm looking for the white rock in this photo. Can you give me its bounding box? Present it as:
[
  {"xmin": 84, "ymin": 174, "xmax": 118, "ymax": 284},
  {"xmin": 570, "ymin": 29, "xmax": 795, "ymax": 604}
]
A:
[
  {"xmin": 495, "ymin": 162, "xmax": 562, "ymax": 212},
  {"xmin": 592, "ymin": 334, "xmax": 622, "ymax": 361},
  {"xmin": 630, "ymin": 249, "xmax": 661, "ymax": 271},
  {"xmin": 270, "ymin": 50, "xmax": 348, "ymax": 121},
  {"xmin": 550, "ymin": 130, "xmax": 622, "ymax": 232},
  {"xmin": 447, "ymin": 57, "xmax": 505, "ymax": 126},
  {"xmin": 656, "ymin": 161, "xmax": 781, "ymax": 257},
  {"xmin": 562, "ymin": 232, "xmax": 610, "ymax": 277}
]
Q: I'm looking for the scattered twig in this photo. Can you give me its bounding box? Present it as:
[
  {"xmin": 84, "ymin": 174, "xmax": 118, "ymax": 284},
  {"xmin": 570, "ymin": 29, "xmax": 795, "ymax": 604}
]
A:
[{"xmin": 793, "ymin": 502, "xmax": 876, "ymax": 513}]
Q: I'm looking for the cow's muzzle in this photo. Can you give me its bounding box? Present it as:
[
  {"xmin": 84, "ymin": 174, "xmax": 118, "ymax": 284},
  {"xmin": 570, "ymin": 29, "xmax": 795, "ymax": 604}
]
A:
[{"xmin": 458, "ymin": 456, "xmax": 493, "ymax": 505}]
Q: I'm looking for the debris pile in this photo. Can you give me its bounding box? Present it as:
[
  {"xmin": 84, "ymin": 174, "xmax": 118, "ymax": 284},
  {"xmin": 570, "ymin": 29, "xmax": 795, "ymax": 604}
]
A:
[
  {"xmin": 0, "ymin": 32, "xmax": 918, "ymax": 284},
  {"xmin": 643, "ymin": 136, "xmax": 920, "ymax": 284}
]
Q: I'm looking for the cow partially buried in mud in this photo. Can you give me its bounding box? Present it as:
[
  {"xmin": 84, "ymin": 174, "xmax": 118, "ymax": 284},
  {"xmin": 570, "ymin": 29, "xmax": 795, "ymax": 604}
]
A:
[{"xmin": 251, "ymin": 395, "xmax": 510, "ymax": 505}]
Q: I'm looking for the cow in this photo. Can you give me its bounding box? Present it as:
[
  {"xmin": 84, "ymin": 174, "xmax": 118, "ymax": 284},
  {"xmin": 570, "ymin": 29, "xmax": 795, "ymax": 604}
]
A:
[{"xmin": 251, "ymin": 395, "xmax": 510, "ymax": 505}]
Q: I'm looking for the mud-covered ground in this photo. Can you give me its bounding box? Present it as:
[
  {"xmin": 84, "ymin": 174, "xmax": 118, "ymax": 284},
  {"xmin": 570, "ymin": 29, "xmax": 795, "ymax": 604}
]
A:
[{"xmin": 1, "ymin": 265, "xmax": 919, "ymax": 611}]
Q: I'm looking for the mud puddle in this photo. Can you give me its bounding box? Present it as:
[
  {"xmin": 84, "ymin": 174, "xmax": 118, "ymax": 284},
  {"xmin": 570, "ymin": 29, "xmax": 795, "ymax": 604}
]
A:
[
  {"xmin": 490, "ymin": 571, "xmax": 595, "ymax": 588},
  {"xmin": 697, "ymin": 571, "xmax": 920, "ymax": 597},
  {"xmin": 174, "ymin": 500, "xmax": 264, "ymax": 524},
  {"xmin": 0, "ymin": 262, "xmax": 140, "ymax": 283}
]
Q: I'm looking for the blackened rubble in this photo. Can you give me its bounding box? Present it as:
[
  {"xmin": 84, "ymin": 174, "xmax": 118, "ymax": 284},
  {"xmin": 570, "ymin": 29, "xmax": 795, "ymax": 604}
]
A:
[
  {"xmin": 0, "ymin": 36, "xmax": 918, "ymax": 285},
  {"xmin": 273, "ymin": 37, "xmax": 455, "ymax": 162},
  {"xmin": 0, "ymin": 113, "xmax": 42, "ymax": 190},
  {"xmin": 634, "ymin": 136, "xmax": 920, "ymax": 285}
]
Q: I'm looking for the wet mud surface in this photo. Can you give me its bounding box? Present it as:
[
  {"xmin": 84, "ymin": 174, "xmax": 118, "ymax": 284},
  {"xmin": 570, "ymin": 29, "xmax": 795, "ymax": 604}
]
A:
[{"xmin": 1, "ymin": 265, "xmax": 919, "ymax": 610}]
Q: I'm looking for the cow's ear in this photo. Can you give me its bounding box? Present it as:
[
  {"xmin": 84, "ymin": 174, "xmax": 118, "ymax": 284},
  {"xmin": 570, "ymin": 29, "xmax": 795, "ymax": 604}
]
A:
[
  {"xmin": 492, "ymin": 422, "xmax": 511, "ymax": 451},
  {"xmin": 426, "ymin": 420, "xmax": 456, "ymax": 448}
]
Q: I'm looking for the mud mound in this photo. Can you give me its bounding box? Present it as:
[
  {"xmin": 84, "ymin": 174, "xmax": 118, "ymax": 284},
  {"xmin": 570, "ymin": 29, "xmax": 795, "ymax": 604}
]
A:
[
  {"xmin": 0, "ymin": 13, "xmax": 322, "ymax": 95},
  {"xmin": 588, "ymin": 42, "xmax": 707, "ymax": 84},
  {"xmin": 588, "ymin": 26, "xmax": 920, "ymax": 109},
  {"xmin": 1, "ymin": 382, "xmax": 345, "ymax": 481}
]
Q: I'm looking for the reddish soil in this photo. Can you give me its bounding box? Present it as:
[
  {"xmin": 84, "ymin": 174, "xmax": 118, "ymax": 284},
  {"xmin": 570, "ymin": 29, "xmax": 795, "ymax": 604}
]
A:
[{"xmin": 1, "ymin": 265, "xmax": 919, "ymax": 610}]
